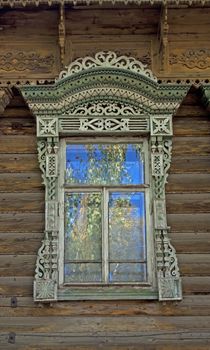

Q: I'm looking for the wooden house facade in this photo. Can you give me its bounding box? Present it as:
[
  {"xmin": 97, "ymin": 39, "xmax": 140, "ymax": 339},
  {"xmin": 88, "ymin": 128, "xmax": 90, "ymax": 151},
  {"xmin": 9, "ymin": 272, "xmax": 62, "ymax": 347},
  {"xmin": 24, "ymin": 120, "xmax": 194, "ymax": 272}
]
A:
[{"xmin": 0, "ymin": 1, "xmax": 210, "ymax": 349}]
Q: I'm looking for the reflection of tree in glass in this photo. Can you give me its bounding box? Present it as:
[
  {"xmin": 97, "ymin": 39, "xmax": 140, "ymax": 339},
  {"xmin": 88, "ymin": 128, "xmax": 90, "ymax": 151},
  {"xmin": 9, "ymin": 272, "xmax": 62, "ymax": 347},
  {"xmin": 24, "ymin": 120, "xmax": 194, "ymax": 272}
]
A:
[
  {"xmin": 66, "ymin": 144, "xmax": 143, "ymax": 185},
  {"xmin": 64, "ymin": 144, "xmax": 144, "ymax": 282},
  {"xmin": 65, "ymin": 193, "xmax": 102, "ymax": 260},
  {"xmin": 109, "ymin": 193, "xmax": 145, "ymax": 263}
]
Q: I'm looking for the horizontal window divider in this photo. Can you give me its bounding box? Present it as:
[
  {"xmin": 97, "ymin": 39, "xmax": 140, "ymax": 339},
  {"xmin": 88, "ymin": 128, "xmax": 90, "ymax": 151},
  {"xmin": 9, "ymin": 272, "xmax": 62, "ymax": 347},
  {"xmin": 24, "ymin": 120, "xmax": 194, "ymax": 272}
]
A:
[
  {"xmin": 64, "ymin": 260, "xmax": 102, "ymax": 263},
  {"xmin": 64, "ymin": 260, "xmax": 147, "ymax": 264},
  {"xmin": 64, "ymin": 184, "xmax": 149, "ymax": 190},
  {"xmin": 108, "ymin": 260, "xmax": 147, "ymax": 263}
]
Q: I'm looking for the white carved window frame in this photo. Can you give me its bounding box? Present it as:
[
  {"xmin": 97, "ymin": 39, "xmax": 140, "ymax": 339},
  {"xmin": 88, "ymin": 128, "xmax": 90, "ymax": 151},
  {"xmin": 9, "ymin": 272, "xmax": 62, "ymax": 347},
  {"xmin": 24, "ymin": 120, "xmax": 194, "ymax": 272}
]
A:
[
  {"xmin": 57, "ymin": 136, "xmax": 157, "ymax": 300},
  {"xmin": 20, "ymin": 51, "xmax": 191, "ymax": 302}
]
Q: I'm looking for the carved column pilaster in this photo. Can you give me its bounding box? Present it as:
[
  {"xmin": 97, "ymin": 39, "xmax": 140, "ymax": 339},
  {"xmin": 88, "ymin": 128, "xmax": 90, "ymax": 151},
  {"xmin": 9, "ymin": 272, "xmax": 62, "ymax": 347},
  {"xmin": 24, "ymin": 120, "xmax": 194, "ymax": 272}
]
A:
[
  {"xmin": 34, "ymin": 119, "xmax": 59, "ymax": 302},
  {"xmin": 151, "ymin": 116, "xmax": 182, "ymax": 301}
]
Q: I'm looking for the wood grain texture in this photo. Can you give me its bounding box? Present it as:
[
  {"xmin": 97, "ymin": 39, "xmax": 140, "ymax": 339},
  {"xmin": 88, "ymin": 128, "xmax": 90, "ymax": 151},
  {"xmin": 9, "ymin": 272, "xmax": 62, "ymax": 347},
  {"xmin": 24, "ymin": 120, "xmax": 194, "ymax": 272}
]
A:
[
  {"xmin": 166, "ymin": 193, "xmax": 210, "ymax": 213},
  {"xmin": 0, "ymin": 154, "xmax": 39, "ymax": 173},
  {"xmin": 0, "ymin": 16, "xmax": 210, "ymax": 350},
  {"xmin": 0, "ymin": 173, "xmax": 43, "ymax": 192},
  {"xmin": 0, "ymin": 136, "xmax": 36, "ymax": 154},
  {"xmin": 0, "ymin": 232, "xmax": 43, "ymax": 254},
  {"xmin": 0, "ymin": 192, "xmax": 44, "ymax": 212},
  {"xmin": 0, "ymin": 213, "xmax": 44, "ymax": 233}
]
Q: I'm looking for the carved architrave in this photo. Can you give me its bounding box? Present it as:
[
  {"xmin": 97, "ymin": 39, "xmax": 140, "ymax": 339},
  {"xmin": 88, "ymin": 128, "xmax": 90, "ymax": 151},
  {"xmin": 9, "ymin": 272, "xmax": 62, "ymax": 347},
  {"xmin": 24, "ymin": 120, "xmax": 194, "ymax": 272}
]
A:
[{"xmin": 21, "ymin": 51, "xmax": 189, "ymax": 302}]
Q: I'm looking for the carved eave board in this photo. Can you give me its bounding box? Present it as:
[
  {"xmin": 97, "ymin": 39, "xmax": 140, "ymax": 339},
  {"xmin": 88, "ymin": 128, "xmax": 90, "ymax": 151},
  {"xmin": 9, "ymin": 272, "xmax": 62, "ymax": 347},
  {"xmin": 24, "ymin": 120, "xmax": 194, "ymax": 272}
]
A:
[
  {"xmin": 1, "ymin": 0, "xmax": 209, "ymax": 6},
  {"xmin": 21, "ymin": 51, "xmax": 190, "ymax": 302}
]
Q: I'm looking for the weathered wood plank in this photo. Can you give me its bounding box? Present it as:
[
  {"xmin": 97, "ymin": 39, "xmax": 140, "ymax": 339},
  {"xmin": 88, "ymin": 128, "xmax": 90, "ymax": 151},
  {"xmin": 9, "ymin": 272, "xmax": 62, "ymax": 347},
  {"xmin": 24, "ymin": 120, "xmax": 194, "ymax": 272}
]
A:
[
  {"xmin": 0, "ymin": 232, "xmax": 42, "ymax": 254},
  {"xmin": 2, "ymin": 107, "xmax": 33, "ymax": 118},
  {"xmin": 0, "ymin": 136, "xmax": 36, "ymax": 154},
  {"xmin": 173, "ymin": 137, "xmax": 210, "ymax": 156},
  {"xmin": 66, "ymin": 8, "xmax": 159, "ymax": 35},
  {"xmin": 178, "ymin": 254, "xmax": 210, "ymax": 276},
  {"xmin": 166, "ymin": 174, "xmax": 210, "ymax": 193},
  {"xmin": 0, "ymin": 173, "xmax": 43, "ymax": 192},
  {"xmin": 170, "ymin": 156, "xmax": 210, "ymax": 174},
  {"xmin": 0, "ymin": 277, "xmax": 33, "ymax": 296},
  {"xmin": 167, "ymin": 213, "xmax": 210, "ymax": 233},
  {"xmin": 0, "ymin": 213, "xmax": 44, "ymax": 233},
  {"xmin": 0, "ymin": 255, "xmax": 36, "ymax": 276},
  {"xmin": 0, "ymin": 118, "xmax": 35, "ymax": 136},
  {"xmin": 169, "ymin": 232, "xmax": 210, "ymax": 254},
  {"xmin": 2, "ymin": 295, "xmax": 210, "ymax": 317},
  {"xmin": 1, "ymin": 315, "xmax": 210, "ymax": 333},
  {"xmin": 0, "ymin": 333, "xmax": 210, "ymax": 350},
  {"xmin": 175, "ymin": 105, "xmax": 209, "ymax": 118},
  {"xmin": 183, "ymin": 276, "xmax": 210, "ymax": 294},
  {"xmin": 0, "ymin": 193, "xmax": 44, "ymax": 212},
  {"xmin": 166, "ymin": 193, "xmax": 210, "ymax": 213},
  {"xmin": 0, "ymin": 154, "xmax": 39, "ymax": 173},
  {"xmin": 173, "ymin": 116, "xmax": 210, "ymax": 137}
]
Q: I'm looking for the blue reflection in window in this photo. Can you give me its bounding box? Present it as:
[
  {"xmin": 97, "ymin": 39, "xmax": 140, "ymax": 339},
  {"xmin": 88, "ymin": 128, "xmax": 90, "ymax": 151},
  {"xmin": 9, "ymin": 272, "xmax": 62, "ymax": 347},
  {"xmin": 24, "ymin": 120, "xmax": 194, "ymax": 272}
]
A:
[{"xmin": 66, "ymin": 144, "xmax": 144, "ymax": 185}]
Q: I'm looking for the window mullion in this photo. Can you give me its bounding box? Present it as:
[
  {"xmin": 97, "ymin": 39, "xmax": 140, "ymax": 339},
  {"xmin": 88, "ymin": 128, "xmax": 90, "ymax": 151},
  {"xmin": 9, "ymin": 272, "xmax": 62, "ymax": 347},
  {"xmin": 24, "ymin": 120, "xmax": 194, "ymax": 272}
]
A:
[{"xmin": 102, "ymin": 187, "xmax": 109, "ymax": 284}]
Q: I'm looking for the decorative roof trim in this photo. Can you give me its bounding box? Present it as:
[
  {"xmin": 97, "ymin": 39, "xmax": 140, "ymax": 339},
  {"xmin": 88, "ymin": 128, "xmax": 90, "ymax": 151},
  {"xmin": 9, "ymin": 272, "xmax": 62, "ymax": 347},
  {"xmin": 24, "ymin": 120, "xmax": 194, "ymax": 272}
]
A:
[
  {"xmin": 57, "ymin": 51, "xmax": 157, "ymax": 82},
  {"xmin": 0, "ymin": 0, "xmax": 209, "ymax": 7},
  {"xmin": 21, "ymin": 51, "xmax": 190, "ymax": 117}
]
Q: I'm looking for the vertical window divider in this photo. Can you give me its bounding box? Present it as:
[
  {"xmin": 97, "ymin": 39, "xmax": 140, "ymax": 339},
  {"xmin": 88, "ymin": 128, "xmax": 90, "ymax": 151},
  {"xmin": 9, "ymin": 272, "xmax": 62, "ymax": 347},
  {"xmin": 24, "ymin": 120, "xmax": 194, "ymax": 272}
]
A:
[{"xmin": 102, "ymin": 187, "xmax": 109, "ymax": 283}]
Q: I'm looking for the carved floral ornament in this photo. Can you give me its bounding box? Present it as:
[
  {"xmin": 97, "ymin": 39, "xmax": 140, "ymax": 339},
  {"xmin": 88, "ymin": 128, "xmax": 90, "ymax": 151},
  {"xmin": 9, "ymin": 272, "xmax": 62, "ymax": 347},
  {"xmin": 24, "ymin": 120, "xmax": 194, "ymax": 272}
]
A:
[
  {"xmin": 20, "ymin": 51, "xmax": 192, "ymax": 302},
  {"xmin": 0, "ymin": 0, "xmax": 209, "ymax": 6}
]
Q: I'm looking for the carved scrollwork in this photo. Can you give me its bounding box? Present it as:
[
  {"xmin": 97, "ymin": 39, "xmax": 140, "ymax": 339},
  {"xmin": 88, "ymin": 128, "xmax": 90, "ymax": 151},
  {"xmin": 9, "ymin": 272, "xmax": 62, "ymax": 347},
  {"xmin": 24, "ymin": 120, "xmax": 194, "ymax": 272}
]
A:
[
  {"xmin": 79, "ymin": 118, "xmax": 129, "ymax": 131},
  {"xmin": 0, "ymin": 51, "xmax": 54, "ymax": 72},
  {"xmin": 58, "ymin": 51, "xmax": 157, "ymax": 82},
  {"xmin": 67, "ymin": 101, "xmax": 144, "ymax": 116},
  {"xmin": 151, "ymin": 134, "xmax": 181, "ymax": 300},
  {"xmin": 170, "ymin": 49, "xmax": 210, "ymax": 70}
]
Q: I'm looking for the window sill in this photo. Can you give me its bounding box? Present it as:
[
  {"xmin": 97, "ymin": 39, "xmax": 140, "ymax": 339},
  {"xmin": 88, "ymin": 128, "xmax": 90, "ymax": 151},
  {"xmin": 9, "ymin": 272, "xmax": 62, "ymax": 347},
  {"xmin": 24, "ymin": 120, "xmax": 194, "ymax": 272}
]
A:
[{"xmin": 58, "ymin": 286, "xmax": 158, "ymax": 300}]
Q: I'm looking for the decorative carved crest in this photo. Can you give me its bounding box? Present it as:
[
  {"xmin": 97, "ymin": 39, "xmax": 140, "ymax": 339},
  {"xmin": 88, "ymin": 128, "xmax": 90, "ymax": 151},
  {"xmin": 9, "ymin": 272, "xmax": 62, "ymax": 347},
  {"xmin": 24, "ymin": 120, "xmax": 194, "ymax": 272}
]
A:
[{"xmin": 21, "ymin": 51, "xmax": 190, "ymax": 302}]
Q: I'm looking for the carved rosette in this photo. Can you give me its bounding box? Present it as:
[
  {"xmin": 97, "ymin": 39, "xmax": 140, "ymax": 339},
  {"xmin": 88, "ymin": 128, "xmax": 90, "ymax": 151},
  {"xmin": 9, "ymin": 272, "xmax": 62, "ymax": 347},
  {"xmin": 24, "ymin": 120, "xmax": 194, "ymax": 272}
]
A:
[{"xmin": 20, "ymin": 51, "xmax": 189, "ymax": 302}]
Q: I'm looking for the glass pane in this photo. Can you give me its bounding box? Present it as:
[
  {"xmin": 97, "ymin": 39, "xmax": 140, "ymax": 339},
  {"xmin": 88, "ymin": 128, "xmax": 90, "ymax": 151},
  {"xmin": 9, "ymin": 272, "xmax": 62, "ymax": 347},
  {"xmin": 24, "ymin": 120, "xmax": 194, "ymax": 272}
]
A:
[
  {"xmin": 64, "ymin": 263, "xmax": 102, "ymax": 283},
  {"xmin": 65, "ymin": 192, "xmax": 102, "ymax": 261},
  {"xmin": 66, "ymin": 144, "xmax": 144, "ymax": 185},
  {"xmin": 109, "ymin": 263, "xmax": 147, "ymax": 282},
  {"xmin": 109, "ymin": 192, "xmax": 146, "ymax": 261}
]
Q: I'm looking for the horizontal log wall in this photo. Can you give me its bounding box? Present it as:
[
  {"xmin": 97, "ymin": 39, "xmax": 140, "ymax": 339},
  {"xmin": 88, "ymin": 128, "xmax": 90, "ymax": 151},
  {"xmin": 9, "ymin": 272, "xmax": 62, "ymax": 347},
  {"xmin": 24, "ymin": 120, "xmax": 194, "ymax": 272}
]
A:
[
  {"xmin": 0, "ymin": 88, "xmax": 209, "ymax": 350},
  {"xmin": 0, "ymin": 4, "xmax": 210, "ymax": 350}
]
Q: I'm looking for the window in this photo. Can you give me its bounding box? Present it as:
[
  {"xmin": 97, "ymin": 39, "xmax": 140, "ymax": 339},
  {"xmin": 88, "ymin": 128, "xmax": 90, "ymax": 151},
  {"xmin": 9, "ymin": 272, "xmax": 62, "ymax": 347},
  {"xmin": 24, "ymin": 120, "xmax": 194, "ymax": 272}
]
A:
[
  {"xmin": 59, "ymin": 140, "xmax": 154, "ymax": 291},
  {"xmin": 21, "ymin": 51, "xmax": 184, "ymax": 302}
]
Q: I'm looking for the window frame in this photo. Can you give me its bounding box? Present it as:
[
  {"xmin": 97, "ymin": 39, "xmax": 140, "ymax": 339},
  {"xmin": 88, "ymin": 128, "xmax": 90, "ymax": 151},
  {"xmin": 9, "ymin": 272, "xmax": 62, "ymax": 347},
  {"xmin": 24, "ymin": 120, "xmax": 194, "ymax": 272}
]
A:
[
  {"xmin": 57, "ymin": 137, "xmax": 157, "ymax": 299},
  {"xmin": 21, "ymin": 51, "xmax": 186, "ymax": 302}
]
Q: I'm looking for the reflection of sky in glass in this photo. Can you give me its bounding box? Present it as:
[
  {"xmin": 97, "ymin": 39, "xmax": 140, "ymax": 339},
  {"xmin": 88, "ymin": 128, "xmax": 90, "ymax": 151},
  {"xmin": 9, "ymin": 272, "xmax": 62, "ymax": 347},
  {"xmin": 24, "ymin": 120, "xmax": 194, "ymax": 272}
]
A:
[{"xmin": 66, "ymin": 144, "xmax": 144, "ymax": 185}]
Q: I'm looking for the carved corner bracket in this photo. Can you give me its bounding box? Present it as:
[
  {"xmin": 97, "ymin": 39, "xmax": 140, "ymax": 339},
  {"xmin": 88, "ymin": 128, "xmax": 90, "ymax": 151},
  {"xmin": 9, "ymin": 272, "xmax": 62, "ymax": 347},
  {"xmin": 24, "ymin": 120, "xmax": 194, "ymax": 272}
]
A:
[
  {"xmin": 20, "ymin": 51, "xmax": 190, "ymax": 302},
  {"xmin": 0, "ymin": 87, "xmax": 13, "ymax": 113}
]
